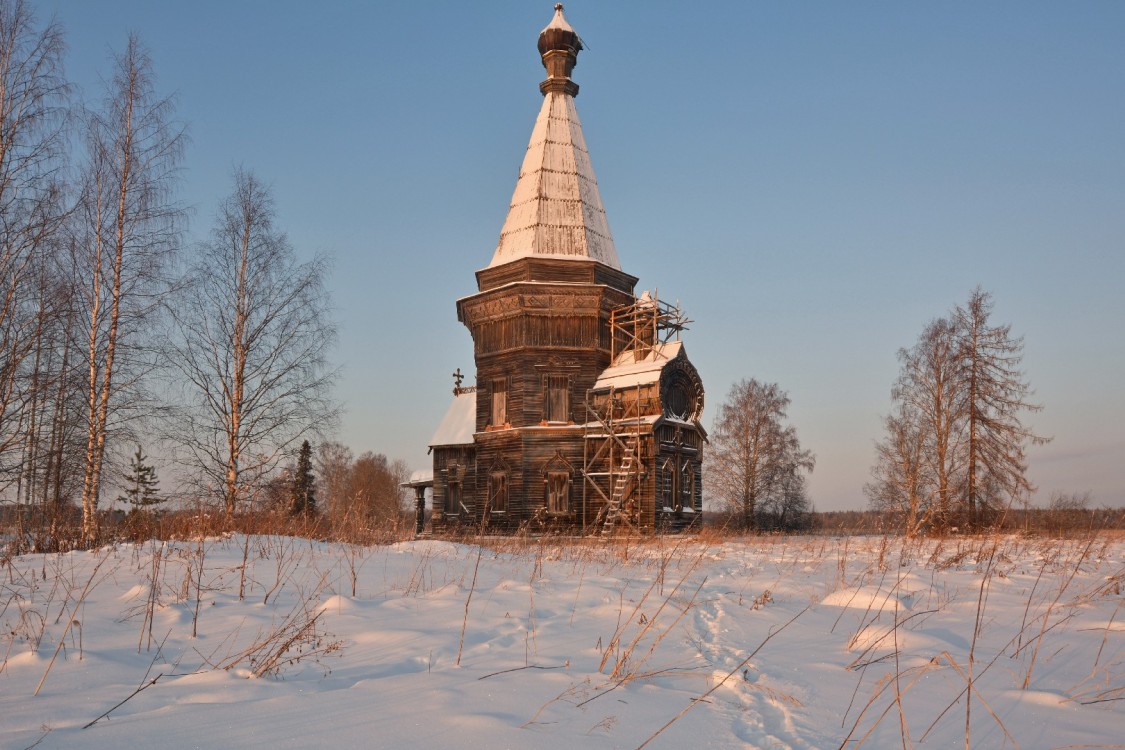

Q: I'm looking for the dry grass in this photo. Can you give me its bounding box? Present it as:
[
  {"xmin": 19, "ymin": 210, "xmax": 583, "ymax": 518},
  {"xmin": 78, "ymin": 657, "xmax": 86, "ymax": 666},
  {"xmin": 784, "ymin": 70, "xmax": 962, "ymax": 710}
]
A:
[{"xmin": 3, "ymin": 515, "xmax": 1122, "ymax": 747}]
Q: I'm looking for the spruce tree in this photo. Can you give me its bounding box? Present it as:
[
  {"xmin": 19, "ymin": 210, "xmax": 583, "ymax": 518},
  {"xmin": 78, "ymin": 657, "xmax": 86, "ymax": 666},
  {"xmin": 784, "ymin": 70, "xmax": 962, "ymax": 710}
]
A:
[
  {"xmin": 117, "ymin": 445, "xmax": 163, "ymax": 512},
  {"xmin": 290, "ymin": 440, "xmax": 316, "ymax": 516}
]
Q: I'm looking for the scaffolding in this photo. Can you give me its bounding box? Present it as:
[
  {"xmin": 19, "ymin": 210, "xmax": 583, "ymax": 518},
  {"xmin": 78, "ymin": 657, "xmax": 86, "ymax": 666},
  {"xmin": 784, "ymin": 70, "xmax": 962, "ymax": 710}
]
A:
[
  {"xmin": 609, "ymin": 290, "xmax": 692, "ymax": 362},
  {"xmin": 582, "ymin": 384, "xmax": 647, "ymax": 534},
  {"xmin": 583, "ymin": 292, "xmax": 691, "ymax": 535}
]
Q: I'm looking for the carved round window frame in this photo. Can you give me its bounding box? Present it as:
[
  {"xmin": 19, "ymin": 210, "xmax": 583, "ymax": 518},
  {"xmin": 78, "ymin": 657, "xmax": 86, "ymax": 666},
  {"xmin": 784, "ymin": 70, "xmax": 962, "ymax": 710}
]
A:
[{"xmin": 661, "ymin": 360, "xmax": 703, "ymax": 422}]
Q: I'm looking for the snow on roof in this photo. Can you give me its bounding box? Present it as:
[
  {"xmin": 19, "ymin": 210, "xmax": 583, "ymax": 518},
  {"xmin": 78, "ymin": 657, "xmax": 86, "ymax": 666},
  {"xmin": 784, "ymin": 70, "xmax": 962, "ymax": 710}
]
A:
[
  {"xmin": 541, "ymin": 4, "xmax": 576, "ymax": 35},
  {"xmin": 428, "ymin": 390, "xmax": 476, "ymax": 448},
  {"xmin": 403, "ymin": 468, "xmax": 434, "ymax": 488},
  {"xmin": 593, "ymin": 341, "xmax": 685, "ymax": 391},
  {"xmin": 488, "ymin": 91, "xmax": 619, "ymax": 270},
  {"xmin": 581, "ymin": 413, "xmax": 664, "ymax": 432}
]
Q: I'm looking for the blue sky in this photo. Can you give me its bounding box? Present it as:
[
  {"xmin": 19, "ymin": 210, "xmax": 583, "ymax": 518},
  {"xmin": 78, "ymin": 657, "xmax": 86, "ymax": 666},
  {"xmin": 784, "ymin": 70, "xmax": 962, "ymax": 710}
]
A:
[{"xmin": 41, "ymin": 1, "xmax": 1125, "ymax": 511}]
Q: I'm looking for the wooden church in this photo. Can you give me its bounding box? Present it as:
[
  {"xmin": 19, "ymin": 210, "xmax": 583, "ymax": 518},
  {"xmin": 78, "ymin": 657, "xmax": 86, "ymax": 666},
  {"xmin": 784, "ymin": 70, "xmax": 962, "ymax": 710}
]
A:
[{"xmin": 421, "ymin": 5, "xmax": 705, "ymax": 535}]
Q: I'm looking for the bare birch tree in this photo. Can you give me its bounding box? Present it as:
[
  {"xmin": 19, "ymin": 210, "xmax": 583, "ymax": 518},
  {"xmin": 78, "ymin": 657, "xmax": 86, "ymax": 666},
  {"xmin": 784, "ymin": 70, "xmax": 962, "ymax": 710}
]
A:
[
  {"xmin": 865, "ymin": 403, "xmax": 929, "ymax": 535},
  {"xmin": 889, "ymin": 317, "xmax": 965, "ymax": 530},
  {"xmin": 75, "ymin": 34, "xmax": 183, "ymax": 543},
  {"xmin": 708, "ymin": 379, "xmax": 815, "ymax": 531},
  {"xmin": 869, "ymin": 289, "xmax": 1048, "ymax": 531},
  {"xmin": 10, "ymin": 249, "xmax": 85, "ymax": 538},
  {"xmin": 346, "ymin": 452, "xmax": 409, "ymax": 530},
  {"xmin": 170, "ymin": 169, "xmax": 336, "ymax": 517},
  {"xmin": 756, "ymin": 469, "xmax": 815, "ymax": 532},
  {"xmin": 0, "ymin": 0, "xmax": 70, "ymax": 495}
]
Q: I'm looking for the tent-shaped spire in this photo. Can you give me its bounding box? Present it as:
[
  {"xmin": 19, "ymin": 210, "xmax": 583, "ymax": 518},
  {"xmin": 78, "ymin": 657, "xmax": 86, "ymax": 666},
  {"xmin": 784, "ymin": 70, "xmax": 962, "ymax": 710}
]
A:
[{"xmin": 488, "ymin": 5, "xmax": 619, "ymax": 271}]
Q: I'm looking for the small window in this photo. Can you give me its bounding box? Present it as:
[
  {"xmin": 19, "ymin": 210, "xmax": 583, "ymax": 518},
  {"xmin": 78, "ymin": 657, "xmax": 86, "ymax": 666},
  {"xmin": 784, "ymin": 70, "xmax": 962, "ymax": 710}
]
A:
[
  {"xmin": 546, "ymin": 471, "xmax": 570, "ymax": 514},
  {"xmin": 488, "ymin": 471, "xmax": 508, "ymax": 513},
  {"xmin": 667, "ymin": 379, "xmax": 690, "ymax": 420},
  {"xmin": 678, "ymin": 462, "xmax": 695, "ymax": 513},
  {"xmin": 491, "ymin": 379, "xmax": 507, "ymax": 427},
  {"xmin": 660, "ymin": 458, "xmax": 676, "ymax": 510},
  {"xmin": 545, "ymin": 375, "xmax": 569, "ymax": 423}
]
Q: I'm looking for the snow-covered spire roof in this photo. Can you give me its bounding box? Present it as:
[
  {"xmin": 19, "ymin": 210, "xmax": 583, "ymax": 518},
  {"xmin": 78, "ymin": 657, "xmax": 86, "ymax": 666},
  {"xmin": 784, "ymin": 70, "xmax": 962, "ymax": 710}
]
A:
[{"xmin": 488, "ymin": 5, "xmax": 619, "ymax": 270}]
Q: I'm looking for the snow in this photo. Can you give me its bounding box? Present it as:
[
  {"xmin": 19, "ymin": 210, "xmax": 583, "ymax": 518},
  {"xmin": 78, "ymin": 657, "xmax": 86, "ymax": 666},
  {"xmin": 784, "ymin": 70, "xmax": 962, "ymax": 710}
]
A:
[
  {"xmin": 541, "ymin": 6, "xmax": 577, "ymax": 36},
  {"xmin": 407, "ymin": 468, "xmax": 433, "ymax": 486},
  {"xmin": 2, "ymin": 535, "xmax": 1123, "ymax": 748},
  {"xmin": 429, "ymin": 390, "xmax": 476, "ymax": 448},
  {"xmin": 593, "ymin": 341, "xmax": 684, "ymax": 391},
  {"xmin": 490, "ymin": 92, "xmax": 619, "ymax": 270}
]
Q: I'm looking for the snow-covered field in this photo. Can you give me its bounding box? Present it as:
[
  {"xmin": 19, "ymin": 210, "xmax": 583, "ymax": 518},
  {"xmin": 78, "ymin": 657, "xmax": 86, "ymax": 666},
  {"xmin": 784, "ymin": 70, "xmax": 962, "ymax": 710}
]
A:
[{"xmin": 2, "ymin": 534, "xmax": 1123, "ymax": 749}]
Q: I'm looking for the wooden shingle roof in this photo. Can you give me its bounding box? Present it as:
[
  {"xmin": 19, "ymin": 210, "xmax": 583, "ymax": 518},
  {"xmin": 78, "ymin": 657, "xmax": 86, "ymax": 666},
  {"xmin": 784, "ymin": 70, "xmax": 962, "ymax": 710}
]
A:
[{"xmin": 488, "ymin": 6, "xmax": 619, "ymax": 271}]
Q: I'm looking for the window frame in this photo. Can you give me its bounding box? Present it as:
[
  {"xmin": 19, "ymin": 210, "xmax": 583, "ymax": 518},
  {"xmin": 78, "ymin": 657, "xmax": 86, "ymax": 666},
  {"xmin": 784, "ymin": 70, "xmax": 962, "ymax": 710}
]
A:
[
  {"xmin": 660, "ymin": 458, "xmax": 676, "ymax": 512},
  {"xmin": 446, "ymin": 478, "xmax": 463, "ymax": 517},
  {"xmin": 546, "ymin": 470, "xmax": 571, "ymax": 514},
  {"xmin": 490, "ymin": 378, "xmax": 508, "ymax": 428},
  {"xmin": 544, "ymin": 374, "xmax": 570, "ymax": 423},
  {"xmin": 488, "ymin": 470, "xmax": 509, "ymax": 513},
  {"xmin": 678, "ymin": 461, "xmax": 695, "ymax": 513}
]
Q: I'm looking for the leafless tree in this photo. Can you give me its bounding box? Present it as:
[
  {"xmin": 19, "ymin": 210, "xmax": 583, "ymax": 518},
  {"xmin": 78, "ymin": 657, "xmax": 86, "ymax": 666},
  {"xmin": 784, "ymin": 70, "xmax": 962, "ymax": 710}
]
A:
[
  {"xmin": 312, "ymin": 442, "xmax": 408, "ymax": 536},
  {"xmin": 74, "ymin": 34, "xmax": 184, "ymax": 543},
  {"xmin": 756, "ymin": 470, "xmax": 815, "ymax": 532},
  {"xmin": 885, "ymin": 317, "xmax": 965, "ymax": 530},
  {"xmin": 1045, "ymin": 491, "xmax": 1093, "ymax": 534},
  {"xmin": 870, "ymin": 289, "xmax": 1048, "ymax": 532},
  {"xmin": 954, "ymin": 287, "xmax": 1049, "ymax": 526},
  {"xmin": 346, "ymin": 452, "xmax": 409, "ymax": 529},
  {"xmin": 169, "ymin": 169, "xmax": 336, "ymax": 517},
  {"xmin": 10, "ymin": 249, "xmax": 86, "ymax": 539},
  {"xmin": 865, "ymin": 403, "xmax": 929, "ymax": 535},
  {"xmin": 708, "ymin": 379, "xmax": 815, "ymax": 531},
  {"xmin": 316, "ymin": 440, "xmax": 353, "ymax": 522},
  {"xmin": 0, "ymin": 0, "xmax": 70, "ymax": 498}
]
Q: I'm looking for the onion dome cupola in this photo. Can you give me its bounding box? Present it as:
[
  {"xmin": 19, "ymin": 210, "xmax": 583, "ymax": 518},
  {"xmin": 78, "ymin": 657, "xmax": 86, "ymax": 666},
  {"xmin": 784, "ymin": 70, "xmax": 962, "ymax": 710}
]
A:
[{"xmin": 538, "ymin": 3, "xmax": 583, "ymax": 96}]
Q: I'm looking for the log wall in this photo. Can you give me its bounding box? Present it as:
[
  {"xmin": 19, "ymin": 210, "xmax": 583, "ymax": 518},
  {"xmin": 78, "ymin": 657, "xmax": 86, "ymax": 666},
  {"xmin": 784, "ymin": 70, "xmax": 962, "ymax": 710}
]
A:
[{"xmin": 439, "ymin": 256, "xmax": 703, "ymax": 535}]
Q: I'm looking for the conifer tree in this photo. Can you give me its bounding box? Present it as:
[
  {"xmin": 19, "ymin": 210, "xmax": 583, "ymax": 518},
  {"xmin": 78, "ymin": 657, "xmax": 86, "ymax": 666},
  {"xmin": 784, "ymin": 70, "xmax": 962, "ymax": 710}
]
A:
[
  {"xmin": 290, "ymin": 440, "xmax": 316, "ymax": 517},
  {"xmin": 868, "ymin": 288, "xmax": 1048, "ymax": 531},
  {"xmin": 117, "ymin": 445, "xmax": 163, "ymax": 512},
  {"xmin": 954, "ymin": 288, "xmax": 1050, "ymax": 526}
]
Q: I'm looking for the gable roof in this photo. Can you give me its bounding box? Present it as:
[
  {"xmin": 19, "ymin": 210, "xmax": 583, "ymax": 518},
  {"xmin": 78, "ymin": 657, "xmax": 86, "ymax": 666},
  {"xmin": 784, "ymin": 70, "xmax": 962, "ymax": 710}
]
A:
[
  {"xmin": 429, "ymin": 390, "xmax": 477, "ymax": 448},
  {"xmin": 593, "ymin": 341, "xmax": 686, "ymax": 391}
]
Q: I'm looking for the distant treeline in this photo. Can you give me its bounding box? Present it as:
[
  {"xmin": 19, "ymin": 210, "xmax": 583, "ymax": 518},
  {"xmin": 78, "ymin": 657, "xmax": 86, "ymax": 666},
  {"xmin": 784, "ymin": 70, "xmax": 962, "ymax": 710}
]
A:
[{"xmin": 701, "ymin": 507, "xmax": 1125, "ymax": 536}]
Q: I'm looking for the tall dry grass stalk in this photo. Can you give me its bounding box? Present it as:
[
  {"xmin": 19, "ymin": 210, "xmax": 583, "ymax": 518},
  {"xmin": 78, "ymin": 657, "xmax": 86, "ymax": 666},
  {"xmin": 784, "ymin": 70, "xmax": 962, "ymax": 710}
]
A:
[
  {"xmin": 1020, "ymin": 537, "xmax": 1094, "ymax": 689},
  {"xmin": 456, "ymin": 546, "xmax": 483, "ymax": 667},
  {"xmin": 34, "ymin": 551, "xmax": 114, "ymax": 695}
]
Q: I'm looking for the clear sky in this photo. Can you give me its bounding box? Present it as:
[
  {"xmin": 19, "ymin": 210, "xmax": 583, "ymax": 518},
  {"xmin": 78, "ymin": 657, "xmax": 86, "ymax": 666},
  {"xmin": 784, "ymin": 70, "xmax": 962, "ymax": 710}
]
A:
[{"xmin": 39, "ymin": 1, "xmax": 1125, "ymax": 511}]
